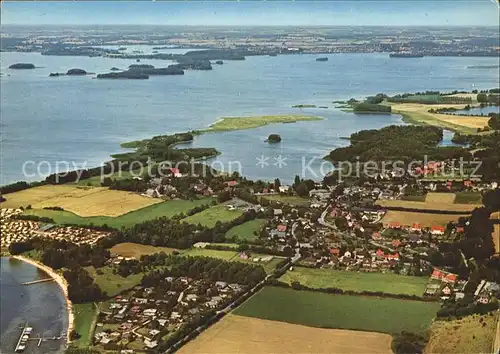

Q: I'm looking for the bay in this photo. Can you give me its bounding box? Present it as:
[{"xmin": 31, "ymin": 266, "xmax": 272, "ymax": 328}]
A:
[
  {"xmin": 1, "ymin": 50, "xmax": 498, "ymax": 184},
  {"xmin": 0, "ymin": 257, "xmax": 67, "ymax": 354}
]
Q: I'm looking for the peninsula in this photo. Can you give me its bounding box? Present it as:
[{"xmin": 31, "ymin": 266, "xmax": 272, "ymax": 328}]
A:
[{"xmin": 201, "ymin": 115, "xmax": 323, "ymax": 132}]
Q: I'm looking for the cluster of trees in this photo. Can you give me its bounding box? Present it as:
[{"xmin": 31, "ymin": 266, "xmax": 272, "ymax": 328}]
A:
[
  {"xmin": 392, "ymin": 332, "xmax": 428, "ymax": 354},
  {"xmin": 44, "ymin": 160, "xmax": 128, "ymax": 185},
  {"xmin": 104, "ymin": 209, "xmax": 263, "ymax": 249},
  {"xmin": 477, "ymin": 93, "xmax": 500, "ymax": 105},
  {"xmin": 141, "ymin": 255, "xmax": 266, "ymax": 288},
  {"xmin": 63, "ymin": 267, "xmax": 105, "ymax": 303},
  {"xmin": 353, "ymin": 102, "xmax": 391, "ymax": 113},
  {"xmin": 437, "ymin": 299, "xmax": 498, "ymax": 318},
  {"xmin": 487, "ymin": 113, "xmax": 500, "ymax": 130},
  {"xmin": 0, "ymin": 181, "xmax": 34, "ymax": 194},
  {"xmin": 327, "ymin": 125, "xmax": 471, "ymax": 163},
  {"xmin": 104, "ymin": 177, "xmax": 149, "ymax": 192},
  {"xmin": 293, "ymin": 175, "xmax": 316, "ymax": 197}
]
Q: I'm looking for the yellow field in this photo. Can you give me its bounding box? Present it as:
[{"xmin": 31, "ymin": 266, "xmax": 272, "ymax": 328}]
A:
[
  {"xmin": 376, "ymin": 200, "xmax": 479, "ymax": 213},
  {"xmin": 178, "ymin": 314, "xmax": 393, "ymax": 354},
  {"xmin": 492, "ymin": 212, "xmax": 500, "ymax": 254},
  {"xmin": 426, "ymin": 314, "xmax": 498, "ymax": 354},
  {"xmin": 425, "ymin": 192, "xmax": 456, "ymax": 204},
  {"xmin": 0, "ymin": 185, "xmax": 160, "ymax": 217},
  {"xmin": 381, "ymin": 210, "xmax": 468, "ymax": 227},
  {"xmin": 390, "ymin": 102, "xmax": 489, "ymax": 133},
  {"xmin": 110, "ymin": 243, "xmax": 178, "ymax": 258}
]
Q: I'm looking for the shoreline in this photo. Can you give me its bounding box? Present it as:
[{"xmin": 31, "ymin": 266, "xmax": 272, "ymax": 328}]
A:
[{"xmin": 11, "ymin": 255, "xmax": 75, "ymax": 344}]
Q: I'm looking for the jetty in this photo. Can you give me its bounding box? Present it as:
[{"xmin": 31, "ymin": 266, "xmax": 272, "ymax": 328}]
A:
[
  {"xmin": 22, "ymin": 278, "xmax": 54, "ymax": 285},
  {"xmin": 15, "ymin": 323, "xmax": 32, "ymax": 352}
]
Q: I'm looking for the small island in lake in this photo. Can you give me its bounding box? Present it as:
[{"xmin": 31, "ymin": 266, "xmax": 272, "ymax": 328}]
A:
[
  {"xmin": 96, "ymin": 71, "xmax": 149, "ymax": 79},
  {"xmin": 215, "ymin": 60, "xmax": 224, "ymax": 65},
  {"xmin": 66, "ymin": 68, "xmax": 88, "ymax": 75},
  {"xmin": 316, "ymin": 57, "xmax": 328, "ymax": 62},
  {"xmin": 110, "ymin": 67, "xmax": 121, "ymax": 71},
  {"xmin": 292, "ymin": 104, "xmax": 317, "ymax": 108},
  {"xmin": 9, "ymin": 63, "xmax": 35, "ymax": 69},
  {"xmin": 266, "ymin": 134, "xmax": 282, "ymax": 143}
]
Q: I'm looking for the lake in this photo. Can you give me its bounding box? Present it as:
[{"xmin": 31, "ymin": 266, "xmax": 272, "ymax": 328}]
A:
[
  {"xmin": 0, "ymin": 257, "xmax": 67, "ymax": 354},
  {"xmin": 1, "ymin": 49, "xmax": 498, "ymax": 184}
]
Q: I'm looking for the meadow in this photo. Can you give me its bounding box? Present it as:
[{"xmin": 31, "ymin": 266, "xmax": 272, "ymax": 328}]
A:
[
  {"xmin": 426, "ymin": 313, "xmax": 498, "ymax": 354},
  {"xmin": 201, "ymin": 115, "xmax": 322, "ymax": 132},
  {"xmin": 182, "ymin": 204, "xmax": 243, "ymax": 227},
  {"xmin": 1, "ymin": 185, "xmax": 161, "ymax": 216},
  {"xmin": 84, "ymin": 266, "xmax": 144, "ymax": 296},
  {"xmin": 224, "ymin": 218, "xmax": 266, "ymax": 242},
  {"xmin": 454, "ymin": 191, "xmax": 483, "ymax": 204},
  {"xmin": 279, "ymin": 267, "xmax": 427, "ymax": 296},
  {"xmin": 178, "ymin": 314, "xmax": 393, "ymax": 354},
  {"xmin": 110, "ymin": 242, "xmax": 178, "ymax": 258},
  {"xmin": 234, "ymin": 286, "xmax": 440, "ymax": 334},
  {"xmin": 22, "ymin": 197, "xmax": 212, "ymax": 229},
  {"xmin": 71, "ymin": 303, "xmax": 98, "ymax": 348}
]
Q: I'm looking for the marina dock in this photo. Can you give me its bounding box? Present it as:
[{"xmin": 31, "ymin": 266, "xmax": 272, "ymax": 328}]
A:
[
  {"xmin": 14, "ymin": 323, "xmax": 32, "ymax": 352},
  {"xmin": 22, "ymin": 278, "xmax": 54, "ymax": 285}
]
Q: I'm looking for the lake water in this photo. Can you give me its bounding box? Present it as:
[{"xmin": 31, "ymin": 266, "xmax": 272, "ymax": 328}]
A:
[
  {"xmin": 0, "ymin": 257, "xmax": 67, "ymax": 354},
  {"xmin": 1, "ymin": 49, "xmax": 498, "ymax": 184}
]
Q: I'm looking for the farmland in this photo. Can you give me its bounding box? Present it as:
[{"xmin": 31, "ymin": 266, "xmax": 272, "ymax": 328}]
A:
[
  {"xmin": 426, "ymin": 313, "xmax": 498, "ymax": 354},
  {"xmin": 279, "ymin": 267, "xmax": 427, "ymax": 296},
  {"xmin": 425, "ymin": 192, "xmax": 456, "ymax": 204},
  {"xmin": 492, "ymin": 212, "xmax": 500, "ymax": 254},
  {"xmin": 178, "ymin": 314, "xmax": 393, "ymax": 354},
  {"xmin": 381, "ymin": 210, "xmax": 469, "ymax": 227},
  {"xmin": 0, "ymin": 185, "xmax": 161, "ymax": 216},
  {"xmin": 224, "ymin": 219, "xmax": 266, "ymax": 242},
  {"xmin": 234, "ymin": 287, "xmax": 439, "ymax": 334},
  {"xmin": 110, "ymin": 243, "xmax": 178, "ymax": 258},
  {"xmin": 454, "ymin": 191, "xmax": 483, "ymax": 204},
  {"xmin": 182, "ymin": 204, "xmax": 243, "ymax": 227},
  {"xmin": 21, "ymin": 197, "xmax": 212, "ymax": 229},
  {"xmin": 71, "ymin": 303, "xmax": 98, "ymax": 348},
  {"xmin": 389, "ymin": 102, "xmax": 487, "ymax": 134},
  {"xmin": 85, "ymin": 265, "xmax": 143, "ymax": 297}
]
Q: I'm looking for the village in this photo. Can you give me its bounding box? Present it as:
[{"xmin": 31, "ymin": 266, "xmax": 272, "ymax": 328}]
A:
[{"xmin": 93, "ymin": 277, "xmax": 246, "ymax": 351}]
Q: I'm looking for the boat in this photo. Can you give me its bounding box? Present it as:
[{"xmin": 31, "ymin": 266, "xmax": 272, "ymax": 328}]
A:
[
  {"xmin": 389, "ymin": 52, "xmax": 424, "ymax": 58},
  {"xmin": 316, "ymin": 57, "xmax": 328, "ymax": 61}
]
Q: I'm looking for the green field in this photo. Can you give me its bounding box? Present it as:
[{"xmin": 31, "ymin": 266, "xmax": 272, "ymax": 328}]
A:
[
  {"xmin": 234, "ymin": 287, "xmax": 439, "ymax": 334},
  {"xmin": 260, "ymin": 195, "xmax": 310, "ymax": 206},
  {"xmin": 182, "ymin": 204, "xmax": 243, "ymax": 228},
  {"xmin": 201, "ymin": 115, "xmax": 323, "ymax": 132},
  {"xmin": 454, "ymin": 191, "xmax": 483, "ymax": 204},
  {"xmin": 72, "ymin": 303, "xmax": 98, "ymax": 348},
  {"xmin": 401, "ymin": 195, "xmax": 427, "ymax": 202},
  {"xmin": 85, "ymin": 266, "xmax": 143, "ymax": 296},
  {"xmin": 73, "ymin": 169, "xmax": 143, "ymax": 187},
  {"xmin": 225, "ymin": 219, "xmax": 266, "ymax": 242},
  {"xmin": 182, "ymin": 248, "xmax": 283, "ymax": 273},
  {"xmin": 279, "ymin": 267, "xmax": 427, "ymax": 296},
  {"xmin": 22, "ymin": 198, "xmax": 212, "ymax": 229}
]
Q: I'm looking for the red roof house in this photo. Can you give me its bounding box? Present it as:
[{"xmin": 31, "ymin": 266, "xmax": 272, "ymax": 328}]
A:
[
  {"xmin": 372, "ymin": 232, "xmax": 382, "ymax": 240},
  {"xmin": 330, "ymin": 248, "xmax": 340, "ymax": 256},
  {"xmin": 411, "ymin": 223, "xmax": 421, "ymax": 231},
  {"xmin": 386, "ymin": 253, "xmax": 400, "ymax": 260},
  {"xmin": 431, "ymin": 226, "xmax": 445, "ymax": 235},
  {"xmin": 390, "ymin": 222, "xmax": 402, "ymax": 229},
  {"xmin": 431, "ymin": 269, "xmax": 442, "ymax": 279},
  {"xmin": 376, "ymin": 249, "xmax": 385, "ymax": 257},
  {"xmin": 277, "ymin": 225, "xmax": 287, "ymax": 232},
  {"xmin": 455, "ymin": 226, "xmax": 465, "ymax": 233},
  {"xmin": 169, "ymin": 168, "xmax": 182, "ymax": 177},
  {"xmin": 225, "ymin": 180, "xmax": 238, "ymax": 187},
  {"xmin": 464, "ymin": 180, "xmax": 473, "ymax": 188},
  {"xmin": 392, "ymin": 239, "xmax": 402, "ymax": 248},
  {"xmin": 444, "ymin": 273, "xmax": 457, "ymax": 283}
]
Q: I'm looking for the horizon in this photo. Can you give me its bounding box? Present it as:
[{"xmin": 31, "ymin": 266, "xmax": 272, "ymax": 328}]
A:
[{"xmin": 1, "ymin": 0, "xmax": 499, "ymax": 27}]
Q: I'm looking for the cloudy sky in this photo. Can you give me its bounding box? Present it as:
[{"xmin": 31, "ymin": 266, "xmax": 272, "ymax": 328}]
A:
[{"xmin": 2, "ymin": 0, "xmax": 499, "ymax": 26}]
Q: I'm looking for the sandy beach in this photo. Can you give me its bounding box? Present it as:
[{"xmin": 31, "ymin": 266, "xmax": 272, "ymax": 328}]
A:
[{"xmin": 12, "ymin": 255, "xmax": 75, "ymax": 344}]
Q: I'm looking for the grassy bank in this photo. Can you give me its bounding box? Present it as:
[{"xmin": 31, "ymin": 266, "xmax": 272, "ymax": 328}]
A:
[
  {"xmin": 225, "ymin": 219, "xmax": 266, "ymax": 242},
  {"xmin": 71, "ymin": 303, "xmax": 98, "ymax": 348},
  {"xmin": 182, "ymin": 204, "xmax": 243, "ymax": 227},
  {"xmin": 397, "ymin": 110, "xmax": 479, "ymax": 135},
  {"xmin": 201, "ymin": 115, "xmax": 323, "ymax": 133}
]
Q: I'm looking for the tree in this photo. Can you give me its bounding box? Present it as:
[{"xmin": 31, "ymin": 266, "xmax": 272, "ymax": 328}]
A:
[
  {"xmin": 295, "ymin": 182, "xmax": 309, "ymax": 197},
  {"xmin": 217, "ymin": 190, "xmax": 231, "ymax": 203},
  {"xmin": 274, "ymin": 178, "xmax": 281, "ymax": 190},
  {"xmin": 477, "ymin": 93, "xmax": 488, "ymax": 103}
]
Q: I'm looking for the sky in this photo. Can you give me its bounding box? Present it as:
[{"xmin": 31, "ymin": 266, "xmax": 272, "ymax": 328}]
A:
[{"xmin": 1, "ymin": 0, "xmax": 499, "ymax": 27}]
